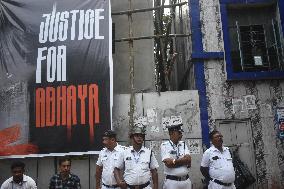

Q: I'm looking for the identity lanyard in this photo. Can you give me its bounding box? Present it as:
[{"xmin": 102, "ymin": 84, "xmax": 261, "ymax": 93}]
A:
[
  {"xmin": 132, "ymin": 149, "xmax": 142, "ymax": 163},
  {"xmin": 168, "ymin": 140, "xmax": 180, "ymax": 159}
]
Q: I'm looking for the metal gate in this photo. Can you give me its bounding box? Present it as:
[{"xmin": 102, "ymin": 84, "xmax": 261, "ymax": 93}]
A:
[{"xmin": 216, "ymin": 119, "xmax": 256, "ymax": 189}]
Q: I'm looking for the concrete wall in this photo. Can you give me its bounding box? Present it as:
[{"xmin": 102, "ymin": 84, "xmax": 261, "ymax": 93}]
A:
[
  {"xmin": 0, "ymin": 82, "xmax": 30, "ymax": 145},
  {"xmin": 199, "ymin": 0, "xmax": 284, "ymax": 188},
  {"xmin": 113, "ymin": 90, "xmax": 203, "ymax": 188},
  {"xmin": 173, "ymin": 0, "xmax": 195, "ymax": 90},
  {"xmin": 112, "ymin": 0, "xmax": 156, "ymax": 94}
]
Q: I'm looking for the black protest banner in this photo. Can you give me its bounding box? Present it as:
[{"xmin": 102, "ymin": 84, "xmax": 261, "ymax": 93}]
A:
[{"xmin": 0, "ymin": 0, "xmax": 111, "ymax": 156}]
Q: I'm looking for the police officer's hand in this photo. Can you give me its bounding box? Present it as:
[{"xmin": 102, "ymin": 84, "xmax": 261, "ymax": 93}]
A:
[
  {"xmin": 163, "ymin": 158, "xmax": 175, "ymax": 168},
  {"xmin": 117, "ymin": 180, "xmax": 127, "ymax": 189},
  {"xmin": 184, "ymin": 155, "xmax": 191, "ymax": 167}
]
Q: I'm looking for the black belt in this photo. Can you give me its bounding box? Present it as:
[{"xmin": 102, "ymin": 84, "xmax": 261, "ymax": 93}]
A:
[
  {"xmin": 127, "ymin": 181, "xmax": 150, "ymax": 189},
  {"xmin": 102, "ymin": 183, "xmax": 119, "ymax": 188},
  {"xmin": 211, "ymin": 179, "xmax": 232, "ymax": 186},
  {"xmin": 166, "ymin": 174, "xmax": 189, "ymax": 181}
]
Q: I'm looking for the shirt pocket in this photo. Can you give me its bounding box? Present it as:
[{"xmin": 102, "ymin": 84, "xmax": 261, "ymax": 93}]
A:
[
  {"xmin": 113, "ymin": 156, "xmax": 119, "ymax": 162},
  {"xmin": 141, "ymin": 160, "xmax": 150, "ymax": 170},
  {"xmin": 211, "ymin": 157, "xmax": 222, "ymax": 169},
  {"xmin": 169, "ymin": 150, "xmax": 177, "ymax": 159},
  {"xmin": 125, "ymin": 159, "xmax": 133, "ymax": 170},
  {"xmin": 101, "ymin": 156, "xmax": 108, "ymax": 166},
  {"xmin": 226, "ymin": 157, "xmax": 234, "ymax": 166},
  {"xmin": 178, "ymin": 149, "xmax": 185, "ymax": 158},
  {"xmin": 111, "ymin": 156, "xmax": 119, "ymax": 167}
]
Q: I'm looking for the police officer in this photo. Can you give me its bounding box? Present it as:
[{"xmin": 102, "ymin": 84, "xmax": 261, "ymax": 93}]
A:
[
  {"xmin": 160, "ymin": 117, "xmax": 192, "ymax": 189},
  {"xmin": 113, "ymin": 126, "xmax": 159, "ymax": 189},
  {"xmin": 96, "ymin": 130, "xmax": 126, "ymax": 189},
  {"xmin": 200, "ymin": 130, "xmax": 236, "ymax": 189}
]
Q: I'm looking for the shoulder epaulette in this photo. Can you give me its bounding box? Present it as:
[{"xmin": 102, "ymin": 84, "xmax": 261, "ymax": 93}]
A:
[{"xmin": 161, "ymin": 141, "xmax": 169, "ymax": 145}]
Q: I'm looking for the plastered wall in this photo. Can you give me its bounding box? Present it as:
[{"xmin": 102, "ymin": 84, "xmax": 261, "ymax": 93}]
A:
[
  {"xmin": 199, "ymin": 0, "xmax": 284, "ymax": 187},
  {"xmin": 113, "ymin": 90, "xmax": 203, "ymax": 188},
  {"xmin": 111, "ymin": 0, "xmax": 156, "ymax": 94}
]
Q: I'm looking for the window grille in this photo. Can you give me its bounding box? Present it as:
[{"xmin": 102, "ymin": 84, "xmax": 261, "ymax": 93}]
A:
[{"xmin": 227, "ymin": 2, "xmax": 284, "ymax": 73}]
